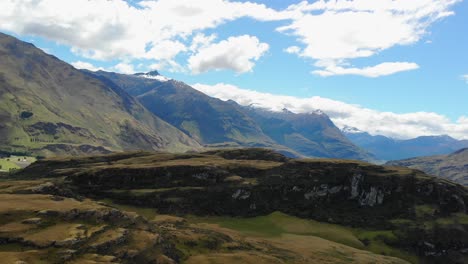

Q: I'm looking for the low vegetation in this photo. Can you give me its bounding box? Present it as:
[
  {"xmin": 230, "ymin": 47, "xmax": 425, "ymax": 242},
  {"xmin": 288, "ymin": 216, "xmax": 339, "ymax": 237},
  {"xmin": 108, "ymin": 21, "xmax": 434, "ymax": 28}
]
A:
[{"xmin": 2, "ymin": 148, "xmax": 467, "ymax": 263}]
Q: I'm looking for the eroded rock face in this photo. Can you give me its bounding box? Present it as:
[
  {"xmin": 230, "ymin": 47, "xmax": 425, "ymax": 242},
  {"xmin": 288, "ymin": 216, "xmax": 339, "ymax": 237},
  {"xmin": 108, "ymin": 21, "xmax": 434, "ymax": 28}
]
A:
[
  {"xmin": 39, "ymin": 152, "xmax": 466, "ymax": 225},
  {"xmin": 232, "ymin": 189, "xmax": 251, "ymax": 200},
  {"xmin": 350, "ymin": 173, "xmax": 362, "ymax": 199},
  {"xmin": 358, "ymin": 187, "xmax": 384, "ymax": 207},
  {"xmin": 301, "ymin": 177, "xmax": 386, "ymax": 208}
]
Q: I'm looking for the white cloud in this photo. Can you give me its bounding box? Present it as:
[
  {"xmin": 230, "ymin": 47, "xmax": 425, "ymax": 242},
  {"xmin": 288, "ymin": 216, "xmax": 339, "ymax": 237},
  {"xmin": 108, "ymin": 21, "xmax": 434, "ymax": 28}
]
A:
[
  {"xmin": 462, "ymin": 74, "xmax": 468, "ymax": 83},
  {"xmin": 0, "ymin": 0, "xmax": 457, "ymax": 77},
  {"xmin": 278, "ymin": 0, "xmax": 459, "ymax": 77},
  {"xmin": 189, "ymin": 33, "xmax": 217, "ymax": 52},
  {"xmin": 313, "ymin": 62, "xmax": 419, "ymax": 78},
  {"xmin": 188, "ymin": 35, "xmax": 269, "ymax": 74},
  {"xmin": 0, "ymin": 0, "xmax": 283, "ymax": 65},
  {"xmin": 114, "ymin": 62, "xmax": 135, "ymax": 74},
  {"xmin": 284, "ymin": 46, "xmax": 301, "ymax": 55},
  {"xmin": 71, "ymin": 61, "xmax": 103, "ymax": 72},
  {"xmin": 145, "ymin": 40, "xmax": 187, "ymax": 61},
  {"xmin": 192, "ymin": 83, "xmax": 468, "ymax": 140}
]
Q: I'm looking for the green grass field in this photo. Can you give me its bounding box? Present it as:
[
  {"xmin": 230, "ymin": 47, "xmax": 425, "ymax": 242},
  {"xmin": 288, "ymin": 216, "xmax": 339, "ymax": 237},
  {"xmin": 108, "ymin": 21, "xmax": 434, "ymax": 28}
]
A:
[
  {"xmin": 189, "ymin": 211, "xmax": 418, "ymax": 263},
  {"xmin": 0, "ymin": 156, "xmax": 36, "ymax": 172},
  {"xmin": 0, "ymin": 159, "xmax": 20, "ymax": 172},
  {"xmin": 190, "ymin": 211, "xmax": 362, "ymax": 247}
]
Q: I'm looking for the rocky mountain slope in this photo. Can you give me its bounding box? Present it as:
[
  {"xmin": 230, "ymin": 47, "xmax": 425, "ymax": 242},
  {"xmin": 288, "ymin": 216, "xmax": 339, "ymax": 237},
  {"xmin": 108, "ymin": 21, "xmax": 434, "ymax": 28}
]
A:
[
  {"xmin": 16, "ymin": 149, "xmax": 468, "ymax": 263},
  {"xmin": 244, "ymin": 108, "xmax": 373, "ymax": 161},
  {"xmin": 343, "ymin": 127, "xmax": 468, "ymax": 161},
  {"xmin": 92, "ymin": 71, "xmax": 274, "ymax": 148},
  {"xmin": 387, "ymin": 148, "xmax": 468, "ymax": 186},
  {"xmin": 93, "ymin": 71, "xmax": 371, "ymax": 161},
  {"xmin": 0, "ymin": 33, "xmax": 200, "ymax": 156}
]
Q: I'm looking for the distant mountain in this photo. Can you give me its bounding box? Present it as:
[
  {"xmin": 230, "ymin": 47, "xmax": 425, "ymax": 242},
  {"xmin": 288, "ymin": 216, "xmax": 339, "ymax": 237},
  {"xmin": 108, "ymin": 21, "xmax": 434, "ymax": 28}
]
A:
[
  {"xmin": 93, "ymin": 71, "xmax": 276, "ymax": 148},
  {"xmin": 0, "ymin": 32, "xmax": 200, "ymax": 156},
  {"xmin": 243, "ymin": 108, "xmax": 374, "ymax": 161},
  {"xmin": 387, "ymin": 148, "xmax": 468, "ymax": 186},
  {"xmin": 343, "ymin": 126, "xmax": 468, "ymax": 161},
  {"xmin": 94, "ymin": 71, "xmax": 372, "ymax": 161}
]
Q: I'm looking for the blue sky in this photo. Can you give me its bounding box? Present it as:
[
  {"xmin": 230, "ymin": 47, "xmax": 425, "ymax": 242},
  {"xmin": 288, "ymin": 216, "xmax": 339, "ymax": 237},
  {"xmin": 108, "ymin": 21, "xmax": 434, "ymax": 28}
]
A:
[{"xmin": 0, "ymin": 0, "xmax": 467, "ymax": 139}]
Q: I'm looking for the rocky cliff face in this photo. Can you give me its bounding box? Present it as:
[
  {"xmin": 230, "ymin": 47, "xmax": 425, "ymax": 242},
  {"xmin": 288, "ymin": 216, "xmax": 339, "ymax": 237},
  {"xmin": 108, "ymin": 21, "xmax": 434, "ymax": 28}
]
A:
[{"xmin": 17, "ymin": 149, "xmax": 468, "ymax": 262}]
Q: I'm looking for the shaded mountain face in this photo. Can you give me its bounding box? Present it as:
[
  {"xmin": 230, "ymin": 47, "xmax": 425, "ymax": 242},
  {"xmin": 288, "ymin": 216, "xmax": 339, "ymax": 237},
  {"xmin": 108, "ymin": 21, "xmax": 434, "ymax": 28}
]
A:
[
  {"xmin": 93, "ymin": 71, "xmax": 372, "ymax": 161},
  {"xmin": 343, "ymin": 127, "xmax": 468, "ymax": 161},
  {"xmin": 387, "ymin": 148, "xmax": 468, "ymax": 186},
  {"xmin": 243, "ymin": 108, "xmax": 373, "ymax": 161},
  {"xmin": 93, "ymin": 71, "xmax": 277, "ymax": 147},
  {"xmin": 0, "ymin": 32, "xmax": 199, "ymax": 156}
]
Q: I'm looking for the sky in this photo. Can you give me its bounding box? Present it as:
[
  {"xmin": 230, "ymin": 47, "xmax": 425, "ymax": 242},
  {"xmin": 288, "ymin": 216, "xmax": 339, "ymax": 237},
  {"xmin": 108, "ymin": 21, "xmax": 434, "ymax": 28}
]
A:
[{"xmin": 0, "ymin": 0, "xmax": 467, "ymax": 139}]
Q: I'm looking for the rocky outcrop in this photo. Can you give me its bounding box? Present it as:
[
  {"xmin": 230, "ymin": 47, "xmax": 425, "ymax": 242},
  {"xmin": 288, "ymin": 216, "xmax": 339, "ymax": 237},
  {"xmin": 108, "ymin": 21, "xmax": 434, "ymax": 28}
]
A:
[
  {"xmin": 89, "ymin": 228, "xmax": 129, "ymax": 252},
  {"xmin": 13, "ymin": 149, "xmax": 468, "ymax": 263},
  {"xmin": 36, "ymin": 153, "xmax": 463, "ymax": 227}
]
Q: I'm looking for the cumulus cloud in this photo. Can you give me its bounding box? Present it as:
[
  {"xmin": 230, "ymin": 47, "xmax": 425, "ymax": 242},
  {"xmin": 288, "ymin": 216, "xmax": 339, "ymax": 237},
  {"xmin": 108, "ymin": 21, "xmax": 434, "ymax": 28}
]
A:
[
  {"xmin": 188, "ymin": 35, "xmax": 269, "ymax": 74},
  {"xmin": 189, "ymin": 33, "xmax": 217, "ymax": 52},
  {"xmin": 278, "ymin": 0, "xmax": 459, "ymax": 77},
  {"xmin": 0, "ymin": 0, "xmax": 283, "ymax": 66},
  {"xmin": 114, "ymin": 62, "xmax": 136, "ymax": 74},
  {"xmin": 0, "ymin": 0, "xmax": 457, "ymax": 76},
  {"xmin": 71, "ymin": 61, "xmax": 104, "ymax": 72},
  {"xmin": 192, "ymin": 83, "xmax": 468, "ymax": 140},
  {"xmin": 72, "ymin": 60, "xmax": 137, "ymax": 74}
]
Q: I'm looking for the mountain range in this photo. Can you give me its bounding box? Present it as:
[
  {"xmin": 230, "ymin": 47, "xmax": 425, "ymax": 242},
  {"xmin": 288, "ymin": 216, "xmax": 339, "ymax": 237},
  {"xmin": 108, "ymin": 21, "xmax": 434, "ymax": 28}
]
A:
[
  {"xmin": 90, "ymin": 70, "xmax": 372, "ymax": 160},
  {"xmin": 0, "ymin": 32, "xmax": 372, "ymax": 160},
  {"xmin": 0, "ymin": 32, "xmax": 200, "ymax": 156},
  {"xmin": 1, "ymin": 31, "xmax": 465, "ymax": 165},
  {"xmin": 343, "ymin": 126, "xmax": 468, "ymax": 161},
  {"xmin": 242, "ymin": 107, "xmax": 372, "ymax": 160},
  {"xmin": 90, "ymin": 71, "xmax": 274, "ymax": 148}
]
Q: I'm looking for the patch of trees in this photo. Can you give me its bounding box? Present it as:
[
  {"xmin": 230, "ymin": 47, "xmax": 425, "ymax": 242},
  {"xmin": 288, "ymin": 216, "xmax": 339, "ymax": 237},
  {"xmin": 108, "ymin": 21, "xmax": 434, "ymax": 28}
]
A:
[
  {"xmin": 20, "ymin": 111, "xmax": 34, "ymax": 119},
  {"xmin": 0, "ymin": 150, "xmax": 30, "ymax": 157},
  {"xmin": 30, "ymin": 138, "xmax": 54, "ymax": 143}
]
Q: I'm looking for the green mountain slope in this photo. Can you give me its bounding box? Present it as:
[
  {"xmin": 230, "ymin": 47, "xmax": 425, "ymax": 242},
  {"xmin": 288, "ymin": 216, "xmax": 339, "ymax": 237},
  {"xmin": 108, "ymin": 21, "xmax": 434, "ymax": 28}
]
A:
[
  {"xmin": 387, "ymin": 148, "xmax": 468, "ymax": 186},
  {"xmin": 0, "ymin": 32, "xmax": 200, "ymax": 156}
]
